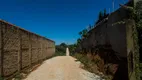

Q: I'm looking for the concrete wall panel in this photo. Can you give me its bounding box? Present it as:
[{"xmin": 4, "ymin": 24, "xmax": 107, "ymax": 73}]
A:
[{"xmin": 0, "ymin": 20, "xmax": 55, "ymax": 77}]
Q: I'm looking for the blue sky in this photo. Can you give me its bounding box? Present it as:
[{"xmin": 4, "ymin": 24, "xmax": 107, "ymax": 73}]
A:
[{"xmin": 0, "ymin": 0, "xmax": 128, "ymax": 45}]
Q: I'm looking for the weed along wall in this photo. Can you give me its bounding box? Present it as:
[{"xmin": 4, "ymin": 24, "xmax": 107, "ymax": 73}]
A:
[
  {"xmin": 79, "ymin": 1, "xmax": 139, "ymax": 80},
  {"xmin": 0, "ymin": 20, "xmax": 55, "ymax": 78}
]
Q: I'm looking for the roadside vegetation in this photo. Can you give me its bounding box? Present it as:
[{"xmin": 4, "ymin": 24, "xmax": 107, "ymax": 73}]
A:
[
  {"xmin": 54, "ymin": 43, "xmax": 77, "ymax": 56},
  {"xmin": 54, "ymin": 43, "xmax": 67, "ymax": 56},
  {"xmin": 73, "ymin": 53, "xmax": 113, "ymax": 80},
  {"xmin": 0, "ymin": 76, "xmax": 4, "ymax": 80}
]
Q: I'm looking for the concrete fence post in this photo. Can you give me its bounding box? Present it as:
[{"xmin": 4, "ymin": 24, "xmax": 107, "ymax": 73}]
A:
[
  {"xmin": 0, "ymin": 22, "xmax": 2, "ymax": 76},
  {"xmin": 41, "ymin": 38, "xmax": 43, "ymax": 61},
  {"xmin": 0, "ymin": 22, "xmax": 4, "ymax": 77},
  {"xmin": 36, "ymin": 36, "xmax": 39, "ymax": 63},
  {"xmin": 37, "ymin": 37, "xmax": 40, "ymax": 62},
  {"xmin": 37, "ymin": 37, "xmax": 39, "ymax": 62}
]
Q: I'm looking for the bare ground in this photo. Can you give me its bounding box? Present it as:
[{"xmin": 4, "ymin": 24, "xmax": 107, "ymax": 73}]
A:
[{"xmin": 24, "ymin": 56, "xmax": 103, "ymax": 80}]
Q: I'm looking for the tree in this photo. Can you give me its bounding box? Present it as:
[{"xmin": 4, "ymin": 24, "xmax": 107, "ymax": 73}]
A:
[
  {"xmin": 60, "ymin": 43, "xmax": 67, "ymax": 47},
  {"xmin": 82, "ymin": 29, "xmax": 88, "ymax": 38},
  {"xmin": 79, "ymin": 29, "xmax": 88, "ymax": 39},
  {"xmin": 104, "ymin": 8, "xmax": 107, "ymax": 16},
  {"xmin": 99, "ymin": 11, "xmax": 103, "ymax": 20},
  {"xmin": 79, "ymin": 31, "xmax": 82, "ymax": 36},
  {"xmin": 55, "ymin": 43, "xmax": 67, "ymax": 56},
  {"xmin": 77, "ymin": 38, "xmax": 81, "ymax": 45},
  {"xmin": 88, "ymin": 24, "xmax": 93, "ymax": 31},
  {"xmin": 96, "ymin": 9, "xmax": 109, "ymax": 24}
]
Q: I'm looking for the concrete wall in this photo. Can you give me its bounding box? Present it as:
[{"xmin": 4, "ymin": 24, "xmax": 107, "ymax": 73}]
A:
[
  {"xmin": 106, "ymin": 6, "xmax": 129, "ymax": 57},
  {"xmin": 82, "ymin": 6, "xmax": 129, "ymax": 57},
  {"xmin": 80, "ymin": 2, "xmax": 137, "ymax": 79},
  {"xmin": 0, "ymin": 20, "xmax": 55, "ymax": 77}
]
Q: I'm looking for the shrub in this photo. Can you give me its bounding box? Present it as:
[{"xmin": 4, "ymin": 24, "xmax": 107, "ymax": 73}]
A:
[{"xmin": 0, "ymin": 76, "xmax": 4, "ymax": 80}]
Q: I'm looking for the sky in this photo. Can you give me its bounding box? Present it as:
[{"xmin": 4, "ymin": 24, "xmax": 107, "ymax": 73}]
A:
[{"xmin": 0, "ymin": 0, "xmax": 128, "ymax": 45}]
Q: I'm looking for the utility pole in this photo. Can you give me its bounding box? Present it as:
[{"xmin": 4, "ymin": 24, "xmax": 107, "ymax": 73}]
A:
[
  {"xmin": 109, "ymin": 8, "xmax": 111, "ymax": 14},
  {"xmin": 112, "ymin": 0, "xmax": 115, "ymax": 12}
]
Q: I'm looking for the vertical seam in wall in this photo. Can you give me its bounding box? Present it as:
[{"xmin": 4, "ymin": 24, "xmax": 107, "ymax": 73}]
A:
[
  {"xmin": 29, "ymin": 33, "xmax": 32, "ymax": 67},
  {"xmin": 18, "ymin": 28, "xmax": 22, "ymax": 72},
  {"xmin": 19, "ymin": 29, "xmax": 22, "ymax": 70}
]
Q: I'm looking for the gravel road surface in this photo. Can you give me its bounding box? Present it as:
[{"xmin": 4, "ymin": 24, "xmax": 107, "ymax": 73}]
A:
[{"xmin": 24, "ymin": 56, "xmax": 103, "ymax": 80}]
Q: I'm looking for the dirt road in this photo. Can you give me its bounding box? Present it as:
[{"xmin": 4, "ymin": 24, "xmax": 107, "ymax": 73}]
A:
[{"xmin": 24, "ymin": 56, "xmax": 103, "ymax": 80}]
